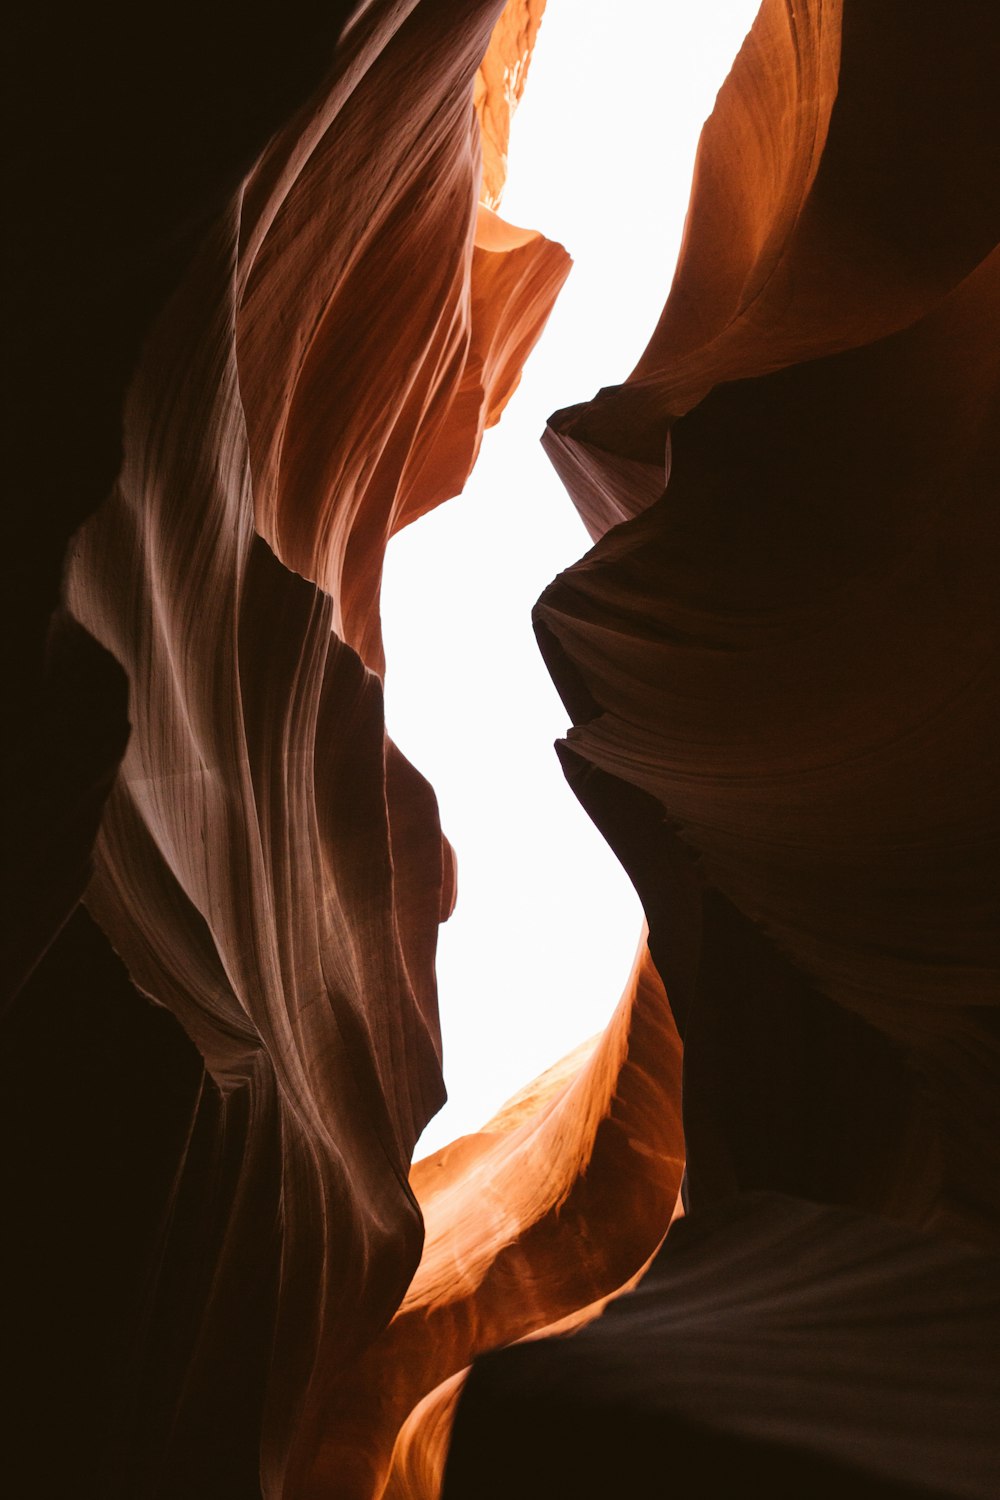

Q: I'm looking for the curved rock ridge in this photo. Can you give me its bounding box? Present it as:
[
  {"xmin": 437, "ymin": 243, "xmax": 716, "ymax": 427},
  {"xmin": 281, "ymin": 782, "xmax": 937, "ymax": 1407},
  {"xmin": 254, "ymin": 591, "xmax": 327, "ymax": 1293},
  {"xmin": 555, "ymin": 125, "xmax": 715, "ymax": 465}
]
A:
[
  {"xmin": 4, "ymin": 1, "xmax": 356, "ymax": 1008},
  {"xmin": 534, "ymin": 0, "xmax": 1000, "ymax": 1243},
  {"xmin": 444, "ymin": 1193, "xmax": 1000, "ymax": 1499},
  {"xmin": 6, "ymin": 7, "xmax": 358, "ymax": 1486},
  {"xmin": 384, "ymin": 1370, "xmax": 469, "ymax": 1500},
  {"xmin": 301, "ymin": 937, "xmax": 682, "ymax": 1497},
  {"xmin": 440, "ymin": 2, "xmax": 1000, "ymax": 1490},
  {"xmin": 33, "ymin": 0, "xmax": 591, "ymax": 1494},
  {"xmin": 544, "ymin": 0, "xmax": 1000, "ymax": 531},
  {"xmin": 11, "ymin": 0, "xmax": 997, "ymax": 1494},
  {"xmin": 236, "ymin": 0, "xmax": 567, "ymax": 673},
  {"xmin": 383, "ymin": 1229, "xmax": 668, "ymax": 1500}
]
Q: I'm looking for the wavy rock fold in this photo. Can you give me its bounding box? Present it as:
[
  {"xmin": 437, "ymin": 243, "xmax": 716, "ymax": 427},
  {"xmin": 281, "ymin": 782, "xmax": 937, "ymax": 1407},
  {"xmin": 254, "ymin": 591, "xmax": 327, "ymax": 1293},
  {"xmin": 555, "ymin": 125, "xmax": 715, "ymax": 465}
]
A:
[{"xmin": 5, "ymin": 1, "xmax": 999, "ymax": 1496}]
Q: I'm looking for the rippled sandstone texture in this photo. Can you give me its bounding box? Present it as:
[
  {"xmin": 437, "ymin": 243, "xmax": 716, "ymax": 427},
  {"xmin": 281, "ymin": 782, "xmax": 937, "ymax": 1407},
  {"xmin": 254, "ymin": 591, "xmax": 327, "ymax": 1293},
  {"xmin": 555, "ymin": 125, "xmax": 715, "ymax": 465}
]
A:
[
  {"xmin": 6, "ymin": 0, "xmax": 689, "ymax": 1494},
  {"xmin": 5, "ymin": 0, "xmax": 999, "ymax": 1497},
  {"xmin": 7, "ymin": 1, "xmax": 662, "ymax": 1494},
  {"xmin": 537, "ymin": 0, "xmax": 1000, "ymax": 1245},
  {"xmin": 445, "ymin": 0, "xmax": 1000, "ymax": 1495}
]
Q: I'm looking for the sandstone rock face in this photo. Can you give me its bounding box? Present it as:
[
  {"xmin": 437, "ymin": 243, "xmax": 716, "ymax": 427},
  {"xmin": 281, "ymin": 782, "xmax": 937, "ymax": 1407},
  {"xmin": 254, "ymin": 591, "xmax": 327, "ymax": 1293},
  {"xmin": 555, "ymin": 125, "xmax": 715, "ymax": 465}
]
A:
[
  {"xmin": 8, "ymin": 0, "xmax": 686, "ymax": 1493},
  {"xmin": 444, "ymin": 1193, "xmax": 1000, "ymax": 1499},
  {"xmin": 536, "ymin": 0, "xmax": 1000, "ymax": 1244},
  {"xmin": 9, "ymin": 2, "xmax": 635, "ymax": 1494},
  {"xmin": 445, "ymin": 1, "xmax": 1000, "ymax": 1494},
  {"xmin": 6, "ymin": 0, "xmax": 999, "ymax": 1496}
]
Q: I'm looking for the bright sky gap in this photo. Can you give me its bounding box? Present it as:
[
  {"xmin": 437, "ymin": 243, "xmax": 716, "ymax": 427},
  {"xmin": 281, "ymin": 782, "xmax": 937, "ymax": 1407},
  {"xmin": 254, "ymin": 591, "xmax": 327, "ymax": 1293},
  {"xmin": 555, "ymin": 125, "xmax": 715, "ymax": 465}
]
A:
[{"xmin": 381, "ymin": 1, "xmax": 761, "ymax": 1156}]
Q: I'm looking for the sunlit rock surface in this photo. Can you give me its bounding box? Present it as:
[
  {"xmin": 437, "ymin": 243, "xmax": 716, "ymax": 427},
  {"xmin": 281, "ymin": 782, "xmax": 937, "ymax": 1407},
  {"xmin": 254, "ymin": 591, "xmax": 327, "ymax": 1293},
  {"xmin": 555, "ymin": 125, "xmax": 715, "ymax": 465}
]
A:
[
  {"xmin": 61, "ymin": 2, "xmax": 576, "ymax": 1491},
  {"xmin": 446, "ymin": 0, "xmax": 1000, "ymax": 1495},
  {"xmin": 536, "ymin": 0, "xmax": 1000, "ymax": 1243},
  {"xmin": 369, "ymin": 938, "xmax": 682, "ymax": 1498},
  {"xmin": 445, "ymin": 1193, "xmax": 1000, "ymax": 1499},
  {"xmin": 6, "ymin": 1, "xmax": 664, "ymax": 1494}
]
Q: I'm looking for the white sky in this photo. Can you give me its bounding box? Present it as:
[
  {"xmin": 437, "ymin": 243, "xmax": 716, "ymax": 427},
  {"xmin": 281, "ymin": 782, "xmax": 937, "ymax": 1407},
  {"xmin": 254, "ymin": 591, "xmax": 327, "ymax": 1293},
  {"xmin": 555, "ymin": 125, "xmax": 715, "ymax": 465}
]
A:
[{"xmin": 381, "ymin": 0, "xmax": 760, "ymax": 1156}]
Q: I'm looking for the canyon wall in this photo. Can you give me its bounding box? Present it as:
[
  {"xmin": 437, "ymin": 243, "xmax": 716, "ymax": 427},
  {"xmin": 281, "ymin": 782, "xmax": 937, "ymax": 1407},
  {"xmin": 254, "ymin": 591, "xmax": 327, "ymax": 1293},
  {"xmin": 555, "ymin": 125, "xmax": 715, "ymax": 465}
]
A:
[
  {"xmin": 5, "ymin": 1, "xmax": 998, "ymax": 1497},
  {"xmin": 445, "ymin": 1, "xmax": 1000, "ymax": 1495},
  {"xmin": 6, "ymin": 2, "xmax": 684, "ymax": 1494}
]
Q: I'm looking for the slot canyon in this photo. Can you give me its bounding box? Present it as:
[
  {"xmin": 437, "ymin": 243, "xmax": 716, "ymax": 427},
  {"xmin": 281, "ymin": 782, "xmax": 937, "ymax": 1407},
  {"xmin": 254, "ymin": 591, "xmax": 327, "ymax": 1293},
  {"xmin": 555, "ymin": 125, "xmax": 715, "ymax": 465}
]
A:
[{"xmin": 4, "ymin": 2, "xmax": 999, "ymax": 1496}]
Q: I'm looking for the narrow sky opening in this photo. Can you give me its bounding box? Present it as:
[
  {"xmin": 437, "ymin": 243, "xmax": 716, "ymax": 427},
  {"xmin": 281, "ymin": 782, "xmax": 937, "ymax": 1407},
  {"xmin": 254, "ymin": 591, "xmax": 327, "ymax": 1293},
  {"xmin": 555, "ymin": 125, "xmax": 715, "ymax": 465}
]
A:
[{"xmin": 382, "ymin": 0, "xmax": 760, "ymax": 1157}]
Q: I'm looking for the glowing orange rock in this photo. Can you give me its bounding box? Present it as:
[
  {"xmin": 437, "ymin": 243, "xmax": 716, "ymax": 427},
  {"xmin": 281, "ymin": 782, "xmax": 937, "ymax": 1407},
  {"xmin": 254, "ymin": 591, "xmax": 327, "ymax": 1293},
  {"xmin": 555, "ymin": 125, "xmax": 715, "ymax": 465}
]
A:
[
  {"xmin": 55, "ymin": 2, "xmax": 581, "ymax": 1493},
  {"xmin": 325, "ymin": 939, "xmax": 684, "ymax": 1497},
  {"xmin": 442, "ymin": 8, "xmax": 1000, "ymax": 1482}
]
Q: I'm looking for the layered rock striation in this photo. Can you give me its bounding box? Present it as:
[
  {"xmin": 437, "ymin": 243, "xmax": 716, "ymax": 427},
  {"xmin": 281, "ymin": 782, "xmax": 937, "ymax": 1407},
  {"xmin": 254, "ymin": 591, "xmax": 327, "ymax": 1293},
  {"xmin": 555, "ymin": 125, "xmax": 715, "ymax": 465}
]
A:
[
  {"xmin": 445, "ymin": 1, "xmax": 1000, "ymax": 1494},
  {"xmin": 7, "ymin": 2, "xmax": 639, "ymax": 1494},
  {"xmin": 7, "ymin": 0, "xmax": 687, "ymax": 1493},
  {"xmin": 535, "ymin": 0, "xmax": 1000, "ymax": 1243},
  {"xmin": 6, "ymin": 0, "xmax": 999, "ymax": 1496}
]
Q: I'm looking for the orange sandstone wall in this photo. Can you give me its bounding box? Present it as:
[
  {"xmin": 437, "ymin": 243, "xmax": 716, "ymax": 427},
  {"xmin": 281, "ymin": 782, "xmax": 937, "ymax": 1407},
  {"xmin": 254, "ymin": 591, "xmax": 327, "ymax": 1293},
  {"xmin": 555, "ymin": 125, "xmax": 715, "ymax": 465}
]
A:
[
  {"xmin": 11, "ymin": 2, "xmax": 682, "ymax": 1495},
  {"xmin": 9, "ymin": 2, "xmax": 997, "ymax": 1496},
  {"xmin": 535, "ymin": 0, "xmax": 1000, "ymax": 1244},
  {"xmin": 25, "ymin": 1, "xmax": 683, "ymax": 1494},
  {"xmin": 439, "ymin": 4, "xmax": 1000, "ymax": 1496}
]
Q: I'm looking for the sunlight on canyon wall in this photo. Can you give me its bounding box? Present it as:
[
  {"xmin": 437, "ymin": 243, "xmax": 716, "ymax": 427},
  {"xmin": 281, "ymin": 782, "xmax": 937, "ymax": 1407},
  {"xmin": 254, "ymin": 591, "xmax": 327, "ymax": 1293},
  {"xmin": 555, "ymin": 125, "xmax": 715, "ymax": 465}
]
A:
[{"xmin": 5, "ymin": 1, "xmax": 999, "ymax": 1497}]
